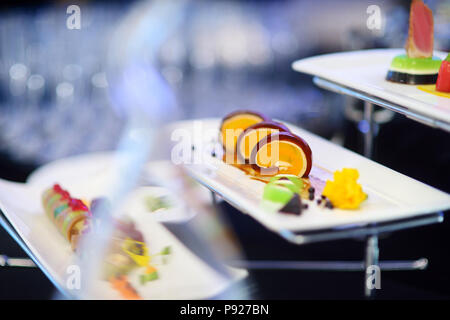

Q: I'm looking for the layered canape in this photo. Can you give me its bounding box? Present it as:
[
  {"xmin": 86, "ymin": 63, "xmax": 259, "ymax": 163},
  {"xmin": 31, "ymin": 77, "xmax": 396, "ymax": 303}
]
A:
[
  {"xmin": 386, "ymin": 0, "xmax": 442, "ymax": 85},
  {"xmin": 42, "ymin": 184, "xmax": 171, "ymax": 299}
]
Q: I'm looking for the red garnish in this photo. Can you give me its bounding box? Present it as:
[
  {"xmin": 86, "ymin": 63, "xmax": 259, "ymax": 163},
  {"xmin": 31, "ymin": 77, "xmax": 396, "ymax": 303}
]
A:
[
  {"xmin": 436, "ymin": 54, "xmax": 450, "ymax": 93},
  {"xmin": 69, "ymin": 198, "xmax": 89, "ymax": 212},
  {"xmin": 53, "ymin": 184, "xmax": 63, "ymax": 193},
  {"xmin": 53, "ymin": 183, "xmax": 89, "ymax": 212},
  {"xmin": 61, "ymin": 191, "xmax": 70, "ymax": 200},
  {"xmin": 53, "ymin": 184, "xmax": 70, "ymax": 200}
]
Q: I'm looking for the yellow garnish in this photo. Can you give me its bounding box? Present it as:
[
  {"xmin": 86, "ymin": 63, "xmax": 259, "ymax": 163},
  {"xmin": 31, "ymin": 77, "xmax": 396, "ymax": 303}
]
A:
[
  {"xmin": 122, "ymin": 238, "xmax": 150, "ymax": 267},
  {"xmin": 417, "ymin": 85, "xmax": 450, "ymax": 99},
  {"xmin": 322, "ymin": 168, "xmax": 367, "ymax": 210}
]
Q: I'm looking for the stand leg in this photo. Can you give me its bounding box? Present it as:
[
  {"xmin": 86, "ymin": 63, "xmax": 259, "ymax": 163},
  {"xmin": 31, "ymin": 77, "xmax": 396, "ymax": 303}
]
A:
[
  {"xmin": 363, "ymin": 101, "xmax": 374, "ymax": 159},
  {"xmin": 210, "ymin": 191, "xmax": 432, "ymax": 299},
  {"xmin": 0, "ymin": 255, "xmax": 36, "ymax": 267},
  {"xmin": 211, "ymin": 191, "xmax": 218, "ymax": 206},
  {"xmin": 227, "ymin": 258, "xmax": 427, "ymax": 271},
  {"xmin": 364, "ymin": 235, "xmax": 379, "ymax": 299}
]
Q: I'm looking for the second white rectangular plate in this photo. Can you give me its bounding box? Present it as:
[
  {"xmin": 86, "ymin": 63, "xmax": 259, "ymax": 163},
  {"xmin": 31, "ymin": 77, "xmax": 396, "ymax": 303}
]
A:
[
  {"xmin": 175, "ymin": 119, "xmax": 450, "ymax": 233},
  {"xmin": 0, "ymin": 161, "xmax": 245, "ymax": 299},
  {"xmin": 292, "ymin": 49, "xmax": 450, "ymax": 125}
]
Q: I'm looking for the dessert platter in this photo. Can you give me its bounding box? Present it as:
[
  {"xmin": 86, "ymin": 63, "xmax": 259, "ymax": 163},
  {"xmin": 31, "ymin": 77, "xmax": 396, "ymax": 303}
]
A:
[
  {"xmin": 175, "ymin": 113, "xmax": 450, "ymax": 234},
  {"xmin": 0, "ymin": 112, "xmax": 447, "ymax": 299},
  {"xmin": 292, "ymin": 0, "xmax": 450, "ymax": 130},
  {"xmin": 0, "ymin": 157, "xmax": 246, "ymax": 299}
]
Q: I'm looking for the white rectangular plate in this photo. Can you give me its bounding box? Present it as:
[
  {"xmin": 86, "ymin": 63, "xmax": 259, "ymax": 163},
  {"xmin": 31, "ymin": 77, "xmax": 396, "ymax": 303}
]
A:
[
  {"xmin": 175, "ymin": 119, "xmax": 450, "ymax": 232},
  {"xmin": 292, "ymin": 49, "xmax": 450, "ymax": 124},
  {"xmin": 0, "ymin": 161, "xmax": 245, "ymax": 299}
]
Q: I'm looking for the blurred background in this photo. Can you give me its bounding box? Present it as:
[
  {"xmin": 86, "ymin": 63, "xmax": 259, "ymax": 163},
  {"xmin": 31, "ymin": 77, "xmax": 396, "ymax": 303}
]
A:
[{"xmin": 0, "ymin": 0, "xmax": 449, "ymax": 299}]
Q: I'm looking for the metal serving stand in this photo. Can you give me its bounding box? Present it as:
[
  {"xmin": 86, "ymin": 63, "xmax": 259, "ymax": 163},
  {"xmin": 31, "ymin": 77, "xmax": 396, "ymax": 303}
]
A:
[
  {"xmin": 203, "ymin": 76, "xmax": 449, "ymax": 299},
  {"xmin": 0, "ymin": 76, "xmax": 447, "ymax": 298},
  {"xmin": 0, "ymin": 210, "xmax": 71, "ymax": 298},
  {"xmin": 308, "ymin": 76, "xmax": 449, "ymax": 297},
  {"xmin": 208, "ymin": 187, "xmax": 443, "ymax": 299}
]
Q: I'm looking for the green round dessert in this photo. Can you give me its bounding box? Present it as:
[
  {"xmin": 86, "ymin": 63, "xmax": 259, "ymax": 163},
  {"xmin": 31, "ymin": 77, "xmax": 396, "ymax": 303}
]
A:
[{"xmin": 386, "ymin": 54, "xmax": 442, "ymax": 84}]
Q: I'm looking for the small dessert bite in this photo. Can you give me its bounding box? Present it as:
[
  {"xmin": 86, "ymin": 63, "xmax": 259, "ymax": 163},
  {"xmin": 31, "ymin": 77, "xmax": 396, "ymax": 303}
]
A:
[
  {"xmin": 220, "ymin": 110, "xmax": 268, "ymax": 157},
  {"xmin": 436, "ymin": 54, "xmax": 450, "ymax": 93},
  {"xmin": 386, "ymin": 55, "xmax": 441, "ymax": 84},
  {"xmin": 262, "ymin": 175, "xmax": 308, "ymax": 215},
  {"xmin": 250, "ymin": 132, "xmax": 312, "ymax": 178},
  {"xmin": 236, "ymin": 121, "xmax": 290, "ymax": 164},
  {"xmin": 42, "ymin": 184, "xmax": 91, "ymax": 250},
  {"xmin": 386, "ymin": 0, "xmax": 442, "ymax": 85},
  {"xmin": 263, "ymin": 174, "xmax": 304, "ymax": 204}
]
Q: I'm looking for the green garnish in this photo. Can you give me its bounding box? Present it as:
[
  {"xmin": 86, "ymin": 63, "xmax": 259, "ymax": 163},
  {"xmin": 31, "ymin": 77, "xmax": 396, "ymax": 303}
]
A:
[
  {"xmin": 389, "ymin": 54, "xmax": 442, "ymax": 73},
  {"xmin": 160, "ymin": 246, "xmax": 171, "ymax": 255},
  {"xmin": 140, "ymin": 271, "xmax": 158, "ymax": 284},
  {"xmin": 145, "ymin": 195, "xmax": 171, "ymax": 212},
  {"xmin": 263, "ymin": 175, "xmax": 304, "ymax": 204}
]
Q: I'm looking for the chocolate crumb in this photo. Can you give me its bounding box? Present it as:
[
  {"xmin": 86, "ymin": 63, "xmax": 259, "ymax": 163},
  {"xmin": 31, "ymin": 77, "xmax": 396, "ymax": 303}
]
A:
[{"xmin": 279, "ymin": 194, "xmax": 303, "ymax": 216}]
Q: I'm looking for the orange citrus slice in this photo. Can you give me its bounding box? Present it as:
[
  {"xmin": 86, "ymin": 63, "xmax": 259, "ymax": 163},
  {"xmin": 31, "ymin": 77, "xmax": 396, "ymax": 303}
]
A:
[
  {"xmin": 250, "ymin": 132, "xmax": 312, "ymax": 177},
  {"xmin": 236, "ymin": 121, "xmax": 290, "ymax": 164},
  {"xmin": 220, "ymin": 110, "xmax": 268, "ymax": 157}
]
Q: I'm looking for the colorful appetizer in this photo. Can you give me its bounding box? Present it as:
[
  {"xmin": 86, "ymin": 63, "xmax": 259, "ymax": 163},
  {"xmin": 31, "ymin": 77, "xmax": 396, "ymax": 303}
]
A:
[
  {"xmin": 386, "ymin": 55, "xmax": 441, "ymax": 85},
  {"xmin": 262, "ymin": 175, "xmax": 309, "ymax": 215},
  {"xmin": 220, "ymin": 110, "xmax": 268, "ymax": 160},
  {"xmin": 42, "ymin": 184, "xmax": 91, "ymax": 250},
  {"xmin": 386, "ymin": 0, "xmax": 442, "ymax": 84},
  {"xmin": 236, "ymin": 121, "xmax": 290, "ymax": 164},
  {"xmin": 102, "ymin": 219, "xmax": 146, "ymax": 280},
  {"xmin": 42, "ymin": 184, "xmax": 171, "ymax": 300},
  {"xmin": 250, "ymin": 132, "xmax": 312, "ymax": 178}
]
